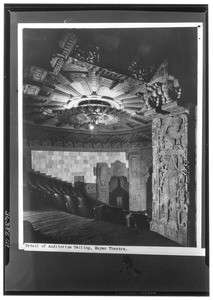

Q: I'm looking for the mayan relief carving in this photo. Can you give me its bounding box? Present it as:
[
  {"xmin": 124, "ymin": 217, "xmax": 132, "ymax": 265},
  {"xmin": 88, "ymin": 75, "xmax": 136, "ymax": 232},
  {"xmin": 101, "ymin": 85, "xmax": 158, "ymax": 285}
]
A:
[
  {"xmin": 151, "ymin": 113, "xmax": 189, "ymax": 246},
  {"xmin": 128, "ymin": 149, "xmax": 152, "ymax": 211},
  {"xmin": 129, "ymin": 155, "xmax": 140, "ymax": 178},
  {"xmin": 128, "ymin": 153, "xmax": 141, "ymax": 211},
  {"xmin": 30, "ymin": 140, "xmax": 151, "ymax": 151},
  {"xmin": 96, "ymin": 163, "xmax": 110, "ymax": 204}
]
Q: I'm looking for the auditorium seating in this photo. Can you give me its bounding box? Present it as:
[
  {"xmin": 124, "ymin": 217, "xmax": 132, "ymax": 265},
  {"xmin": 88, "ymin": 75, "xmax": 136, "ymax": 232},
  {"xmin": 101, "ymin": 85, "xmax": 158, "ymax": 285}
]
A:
[
  {"xmin": 94, "ymin": 205, "xmax": 150, "ymax": 229},
  {"xmin": 126, "ymin": 212, "xmax": 150, "ymax": 230},
  {"xmin": 25, "ymin": 171, "xmax": 150, "ymax": 230},
  {"xmin": 25, "ymin": 172, "xmax": 95, "ymax": 218},
  {"xmin": 94, "ymin": 205, "xmax": 126, "ymax": 226}
]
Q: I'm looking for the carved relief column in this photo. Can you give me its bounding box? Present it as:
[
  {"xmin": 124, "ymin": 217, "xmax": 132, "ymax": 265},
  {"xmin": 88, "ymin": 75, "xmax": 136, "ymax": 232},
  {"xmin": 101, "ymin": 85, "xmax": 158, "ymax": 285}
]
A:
[
  {"xmin": 96, "ymin": 163, "xmax": 110, "ymax": 204},
  {"xmin": 127, "ymin": 149, "xmax": 152, "ymax": 211},
  {"xmin": 151, "ymin": 113, "xmax": 190, "ymax": 246},
  {"xmin": 128, "ymin": 152, "xmax": 141, "ymax": 211}
]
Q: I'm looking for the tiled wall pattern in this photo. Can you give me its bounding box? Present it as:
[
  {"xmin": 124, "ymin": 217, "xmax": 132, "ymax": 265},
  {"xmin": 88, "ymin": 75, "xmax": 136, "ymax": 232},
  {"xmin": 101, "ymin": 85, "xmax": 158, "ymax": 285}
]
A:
[{"xmin": 31, "ymin": 150, "xmax": 128, "ymax": 184}]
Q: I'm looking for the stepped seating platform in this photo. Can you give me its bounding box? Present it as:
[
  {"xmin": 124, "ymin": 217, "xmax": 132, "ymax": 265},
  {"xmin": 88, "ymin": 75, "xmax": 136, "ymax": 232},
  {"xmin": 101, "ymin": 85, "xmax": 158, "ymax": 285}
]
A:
[
  {"xmin": 24, "ymin": 171, "xmax": 151, "ymax": 230},
  {"xmin": 23, "ymin": 209, "xmax": 180, "ymax": 247},
  {"xmin": 25, "ymin": 171, "xmax": 96, "ymax": 218}
]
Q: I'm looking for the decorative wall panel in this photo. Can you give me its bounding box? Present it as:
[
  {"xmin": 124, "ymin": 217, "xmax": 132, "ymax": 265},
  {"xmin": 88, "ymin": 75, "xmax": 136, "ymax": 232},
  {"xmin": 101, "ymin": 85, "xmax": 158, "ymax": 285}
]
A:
[
  {"xmin": 127, "ymin": 149, "xmax": 152, "ymax": 211},
  {"xmin": 31, "ymin": 150, "xmax": 128, "ymax": 184},
  {"xmin": 128, "ymin": 153, "xmax": 142, "ymax": 211},
  {"xmin": 151, "ymin": 113, "xmax": 189, "ymax": 246},
  {"xmin": 96, "ymin": 163, "xmax": 111, "ymax": 204}
]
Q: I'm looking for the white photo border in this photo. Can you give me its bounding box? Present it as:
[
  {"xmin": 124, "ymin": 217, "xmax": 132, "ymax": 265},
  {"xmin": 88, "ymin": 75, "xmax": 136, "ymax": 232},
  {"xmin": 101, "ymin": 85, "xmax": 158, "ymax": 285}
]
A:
[{"xmin": 18, "ymin": 22, "xmax": 205, "ymax": 256}]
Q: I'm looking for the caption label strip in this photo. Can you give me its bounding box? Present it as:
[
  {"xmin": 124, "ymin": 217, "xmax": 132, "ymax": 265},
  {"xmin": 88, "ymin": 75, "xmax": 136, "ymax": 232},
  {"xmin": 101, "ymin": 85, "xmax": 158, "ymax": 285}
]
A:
[{"xmin": 24, "ymin": 243, "xmax": 128, "ymax": 253}]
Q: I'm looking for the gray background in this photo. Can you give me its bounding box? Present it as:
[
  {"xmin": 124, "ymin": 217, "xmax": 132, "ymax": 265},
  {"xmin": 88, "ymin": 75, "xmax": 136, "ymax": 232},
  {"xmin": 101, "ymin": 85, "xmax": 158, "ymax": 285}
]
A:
[{"xmin": 5, "ymin": 6, "xmax": 208, "ymax": 294}]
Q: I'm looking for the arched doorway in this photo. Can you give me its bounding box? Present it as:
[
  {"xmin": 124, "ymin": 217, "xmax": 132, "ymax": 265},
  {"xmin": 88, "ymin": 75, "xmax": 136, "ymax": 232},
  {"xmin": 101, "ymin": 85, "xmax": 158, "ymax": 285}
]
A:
[
  {"xmin": 109, "ymin": 176, "xmax": 129, "ymax": 210},
  {"xmin": 96, "ymin": 160, "xmax": 129, "ymax": 205}
]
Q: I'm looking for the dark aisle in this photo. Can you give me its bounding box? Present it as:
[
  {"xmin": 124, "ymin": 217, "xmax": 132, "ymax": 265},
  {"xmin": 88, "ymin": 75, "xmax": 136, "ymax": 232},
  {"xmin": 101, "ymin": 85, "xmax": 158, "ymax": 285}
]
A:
[{"xmin": 24, "ymin": 209, "xmax": 180, "ymax": 247}]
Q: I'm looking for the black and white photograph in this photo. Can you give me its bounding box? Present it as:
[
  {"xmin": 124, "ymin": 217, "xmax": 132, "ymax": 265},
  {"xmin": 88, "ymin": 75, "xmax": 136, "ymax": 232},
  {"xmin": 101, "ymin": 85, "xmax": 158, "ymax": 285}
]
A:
[
  {"xmin": 4, "ymin": 4, "xmax": 209, "ymax": 295},
  {"xmin": 19, "ymin": 22, "xmax": 204, "ymax": 255}
]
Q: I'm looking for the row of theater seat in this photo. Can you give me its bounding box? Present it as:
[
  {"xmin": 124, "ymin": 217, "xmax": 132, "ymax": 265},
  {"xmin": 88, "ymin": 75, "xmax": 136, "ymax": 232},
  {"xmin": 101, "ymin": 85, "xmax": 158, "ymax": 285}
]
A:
[
  {"xmin": 94, "ymin": 205, "xmax": 150, "ymax": 230},
  {"xmin": 25, "ymin": 172, "xmax": 150, "ymax": 230},
  {"xmin": 25, "ymin": 172, "xmax": 94, "ymax": 218}
]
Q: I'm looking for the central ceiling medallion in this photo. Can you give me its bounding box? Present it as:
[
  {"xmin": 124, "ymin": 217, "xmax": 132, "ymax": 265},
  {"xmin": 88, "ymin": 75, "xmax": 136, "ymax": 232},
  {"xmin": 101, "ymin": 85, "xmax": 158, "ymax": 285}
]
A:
[
  {"xmin": 57, "ymin": 94, "xmax": 129, "ymax": 131},
  {"xmin": 65, "ymin": 93, "xmax": 123, "ymax": 110},
  {"xmin": 76, "ymin": 110, "xmax": 119, "ymax": 126}
]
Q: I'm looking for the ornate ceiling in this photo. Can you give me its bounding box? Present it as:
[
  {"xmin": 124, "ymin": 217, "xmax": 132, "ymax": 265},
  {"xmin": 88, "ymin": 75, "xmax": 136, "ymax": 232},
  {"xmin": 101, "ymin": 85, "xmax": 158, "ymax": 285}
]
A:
[{"xmin": 23, "ymin": 28, "xmax": 183, "ymax": 146}]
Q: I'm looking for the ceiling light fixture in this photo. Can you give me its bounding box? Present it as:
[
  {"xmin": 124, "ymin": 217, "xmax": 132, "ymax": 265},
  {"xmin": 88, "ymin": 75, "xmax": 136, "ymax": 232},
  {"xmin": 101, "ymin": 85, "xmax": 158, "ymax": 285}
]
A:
[
  {"xmin": 66, "ymin": 94, "xmax": 123, "ymax": 110},
  {"xmin": 89, "ymin": 124, "xmax": 94, "ymax": 130}
]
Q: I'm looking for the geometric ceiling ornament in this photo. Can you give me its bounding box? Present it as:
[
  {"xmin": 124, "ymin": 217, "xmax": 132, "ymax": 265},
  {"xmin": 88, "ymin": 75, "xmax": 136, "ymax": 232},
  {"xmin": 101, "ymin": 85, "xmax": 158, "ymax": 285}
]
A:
[
  {"xmin": 58, "ymin": 93, "xmax": 125, "ymax": 131},
  {"xmin": 57, "ymin": 106, "xmax": 131, "ymax": 132},
  {"xmin": 23, "ymin": 31, "xmax": 182, "ymax": 135}
]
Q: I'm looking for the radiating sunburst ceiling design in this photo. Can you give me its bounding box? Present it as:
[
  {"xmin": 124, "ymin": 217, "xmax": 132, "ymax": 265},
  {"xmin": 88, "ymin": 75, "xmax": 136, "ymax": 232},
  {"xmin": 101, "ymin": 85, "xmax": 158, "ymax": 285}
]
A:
[{"xmin": 23, "ymin": 31, "xmax": 181, "ymax": 134}]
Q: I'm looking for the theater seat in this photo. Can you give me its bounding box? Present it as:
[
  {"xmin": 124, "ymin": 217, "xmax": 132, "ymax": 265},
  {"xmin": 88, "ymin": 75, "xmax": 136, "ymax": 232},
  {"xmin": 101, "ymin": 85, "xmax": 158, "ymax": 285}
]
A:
[{"xmin": 126, "ymin": 212, "xmax": 150, "ymax": 230}]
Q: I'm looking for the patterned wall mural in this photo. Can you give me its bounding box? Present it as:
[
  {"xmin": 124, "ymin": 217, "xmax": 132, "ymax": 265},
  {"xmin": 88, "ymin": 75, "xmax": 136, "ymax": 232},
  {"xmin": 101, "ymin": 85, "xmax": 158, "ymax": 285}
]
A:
[{"xmin": 31, "ymin": 150, "xmax": 128, "ymax": 184}]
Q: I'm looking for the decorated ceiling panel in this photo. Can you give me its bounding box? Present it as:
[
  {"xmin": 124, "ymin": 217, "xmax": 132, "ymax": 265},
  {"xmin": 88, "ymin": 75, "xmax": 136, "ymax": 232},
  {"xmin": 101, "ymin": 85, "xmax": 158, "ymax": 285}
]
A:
[{"xmin": 23, "ymin": 27, "xmax": 187, "ymax": 140}]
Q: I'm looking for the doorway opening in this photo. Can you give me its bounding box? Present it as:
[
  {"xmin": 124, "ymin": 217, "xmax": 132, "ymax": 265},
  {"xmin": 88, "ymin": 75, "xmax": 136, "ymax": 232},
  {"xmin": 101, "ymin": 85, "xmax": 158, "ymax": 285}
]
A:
[{"xmin": 109, "ymin": 176, "xmax": 129, "ymax": 210}]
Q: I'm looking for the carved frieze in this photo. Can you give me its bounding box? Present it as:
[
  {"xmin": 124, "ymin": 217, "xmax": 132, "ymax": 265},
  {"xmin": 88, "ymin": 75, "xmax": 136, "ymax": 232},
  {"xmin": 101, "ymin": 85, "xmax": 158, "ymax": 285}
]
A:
[
  {"xmin": 24, "ymin": 124, "xmax": 152, "ymax": 151},
  {"xmin": 64, "ymin": 141, "xmax": 74, "ymax": 148},
  {"xmin": 25, "ymin": 140, "xmax": 150, "ymax": 152},
  {"xmin": 41, "ymin": 140, "xmax": 52, "ymax": 147}
]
